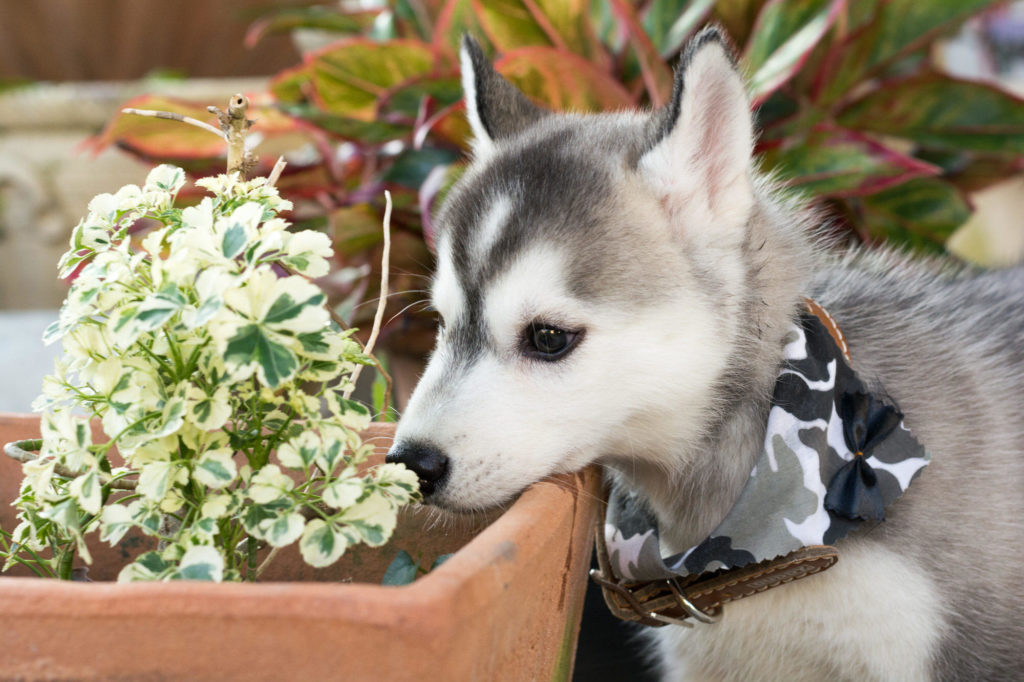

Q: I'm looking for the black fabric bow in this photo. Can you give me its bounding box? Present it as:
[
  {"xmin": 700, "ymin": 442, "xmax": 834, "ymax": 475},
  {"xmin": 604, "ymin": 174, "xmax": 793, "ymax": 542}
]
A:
[{"xmin": 824, "ymin": 391, "xmax": 903, "ymax": 521}]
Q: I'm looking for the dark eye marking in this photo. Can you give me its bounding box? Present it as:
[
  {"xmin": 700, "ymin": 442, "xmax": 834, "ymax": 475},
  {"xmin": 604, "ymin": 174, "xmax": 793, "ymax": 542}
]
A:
[{"xmin": 522, "ymin": 321, "xmax": 583, "ymax": 361}]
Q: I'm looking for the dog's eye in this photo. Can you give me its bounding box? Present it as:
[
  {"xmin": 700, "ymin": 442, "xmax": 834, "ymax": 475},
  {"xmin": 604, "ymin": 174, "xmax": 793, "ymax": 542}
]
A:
[{"xmin": 523, "ymin": 322, "xmax": 581, "ymax": 361}]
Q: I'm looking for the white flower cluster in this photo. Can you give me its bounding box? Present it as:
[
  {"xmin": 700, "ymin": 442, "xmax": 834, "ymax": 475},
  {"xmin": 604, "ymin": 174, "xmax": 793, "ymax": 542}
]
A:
[{"xmin": 6, "ymin": 166, "xmax": 419, "ymax": 582}]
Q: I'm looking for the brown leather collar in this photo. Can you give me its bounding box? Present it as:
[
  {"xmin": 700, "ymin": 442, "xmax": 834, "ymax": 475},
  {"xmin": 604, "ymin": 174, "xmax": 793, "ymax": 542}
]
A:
[
  {"xmin": 590, "ymin": 299, "xmax": 846, "ymax": 627},
  {"xmin": 590, "ymin": 510, "xmax": 838, "ymax": 627}
]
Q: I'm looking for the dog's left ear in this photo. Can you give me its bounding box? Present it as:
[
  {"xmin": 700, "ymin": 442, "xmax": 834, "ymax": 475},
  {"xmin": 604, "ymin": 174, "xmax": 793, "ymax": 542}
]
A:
[
  {"xmin": 639, "ymin": 28, "xmax": 753, "ymax": 239},
  {"xmin": 460, "ymin": 35, "xmax": 548, "ymax": 159}
]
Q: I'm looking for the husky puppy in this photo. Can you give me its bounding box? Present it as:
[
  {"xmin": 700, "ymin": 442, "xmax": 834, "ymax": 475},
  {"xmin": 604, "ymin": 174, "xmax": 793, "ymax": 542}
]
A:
[{"xmin": 387, "ymin": 28, "xmax": 1024, "ymax": 681}]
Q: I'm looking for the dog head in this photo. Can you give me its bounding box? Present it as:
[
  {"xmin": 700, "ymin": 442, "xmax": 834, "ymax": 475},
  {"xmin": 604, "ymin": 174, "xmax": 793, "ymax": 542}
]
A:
[{"xmin": 388, "ymin": 29, "xmax": 784, "ymax": 511}]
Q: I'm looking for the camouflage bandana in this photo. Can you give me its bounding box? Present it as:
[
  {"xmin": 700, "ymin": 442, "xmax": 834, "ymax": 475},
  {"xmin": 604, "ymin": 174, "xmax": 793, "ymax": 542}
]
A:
[{"xmin": 604, "ymin": 309, "xmax": 931, "ymax": 582}]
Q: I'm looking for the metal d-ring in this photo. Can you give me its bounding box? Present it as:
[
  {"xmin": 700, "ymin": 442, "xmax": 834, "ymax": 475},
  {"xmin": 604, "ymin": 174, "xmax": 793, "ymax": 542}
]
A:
[{"xmin": 668, "ymin": 580, "xmax": 721, "ymax": 624}]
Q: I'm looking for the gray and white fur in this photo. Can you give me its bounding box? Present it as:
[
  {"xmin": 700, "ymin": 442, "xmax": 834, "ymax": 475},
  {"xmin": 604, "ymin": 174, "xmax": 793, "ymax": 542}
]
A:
[{"xmin": 388, "ymin": 28, "xmax": 1024, "ymax": 681}]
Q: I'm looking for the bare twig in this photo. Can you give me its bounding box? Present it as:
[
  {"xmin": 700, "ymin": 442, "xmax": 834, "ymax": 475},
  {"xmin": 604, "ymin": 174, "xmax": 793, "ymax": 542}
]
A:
[
  {"xmin": 208, "ymin": 94, "xmax": 254, "ymax": 176},
  {"xmin": 267, "ymin": 156, "xmax": 287, "ymax": 187},
  {"xmin": 4, "ymin": 446, "xmax": 137, "ymax": 490},
  {"xmin": 254, "ymin": 546, "xmax": 280, "ymax": 580},
  {"xmin": 344, "ymin": 190, "xmax": 392, "ymax": 401},
  {"xmin": 124, "ymin": 93, "xmax": 256, "ymax": 176},
  {"xmin": 121, "ymin": 108, "xmax": 225, "ymax": 139}
]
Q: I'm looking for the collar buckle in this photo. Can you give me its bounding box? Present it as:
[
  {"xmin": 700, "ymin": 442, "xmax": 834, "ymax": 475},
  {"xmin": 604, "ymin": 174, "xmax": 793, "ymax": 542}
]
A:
[{"xmin": 591, "ymin": 518, "xmax": 723, "ymax": 628}]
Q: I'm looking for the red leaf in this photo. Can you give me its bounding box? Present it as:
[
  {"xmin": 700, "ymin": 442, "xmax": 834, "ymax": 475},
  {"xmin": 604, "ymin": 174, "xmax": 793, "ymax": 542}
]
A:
[
  {"xmin": 495, "ymin": 46, "xmax": 635, "ymax": 112},
  {"xmin": 607, "ymin": 0, "xmax": 673, "ymax": 107}
]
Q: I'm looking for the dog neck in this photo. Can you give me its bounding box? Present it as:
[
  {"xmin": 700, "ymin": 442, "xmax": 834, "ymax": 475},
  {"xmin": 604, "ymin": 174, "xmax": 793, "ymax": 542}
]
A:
[{"xmin": 609, "ymin": 196, "xmax": 816, "ymax": 554}]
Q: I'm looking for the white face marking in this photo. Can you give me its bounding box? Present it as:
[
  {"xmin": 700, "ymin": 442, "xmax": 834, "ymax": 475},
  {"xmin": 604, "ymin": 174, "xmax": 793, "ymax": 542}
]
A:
[
  {"xmin": 430, "ymin": 236, "xmax": 464, "ymax": 325},
  {"xmin": 482, "ymin": 246, "xmax": 585, "ymax": 353},
  {"xmin": 472, "ymin": 195, "xmax": 513, "ymax": 265},
  {"xmin": 395, "ymin": 243, "xmax": 731, "ymax": 511}
]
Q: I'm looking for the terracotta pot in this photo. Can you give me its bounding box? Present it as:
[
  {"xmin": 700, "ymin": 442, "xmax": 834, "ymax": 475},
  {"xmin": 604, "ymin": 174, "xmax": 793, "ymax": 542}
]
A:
[{"xmin": 0, "ymin": 413, "xmax": 601, "ymax": 681}]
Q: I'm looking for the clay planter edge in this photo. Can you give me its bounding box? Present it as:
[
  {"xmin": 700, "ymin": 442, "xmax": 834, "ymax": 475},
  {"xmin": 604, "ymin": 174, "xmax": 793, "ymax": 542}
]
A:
[{"xmin": 0, "ymin": 413, "xmax": 601, "ymax": 682}]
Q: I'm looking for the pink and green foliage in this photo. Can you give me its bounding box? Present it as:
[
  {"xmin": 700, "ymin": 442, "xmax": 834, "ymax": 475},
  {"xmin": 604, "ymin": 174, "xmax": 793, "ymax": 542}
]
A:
[{"xmin": 93, "ymin": 0, "xmax": 1024, "ymax": 337}]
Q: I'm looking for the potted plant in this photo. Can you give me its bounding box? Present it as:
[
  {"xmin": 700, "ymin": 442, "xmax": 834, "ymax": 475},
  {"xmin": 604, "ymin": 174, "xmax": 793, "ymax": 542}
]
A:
[{"xmin": 0, "ymin": 98, "xmax": 601, "ymax": 679}]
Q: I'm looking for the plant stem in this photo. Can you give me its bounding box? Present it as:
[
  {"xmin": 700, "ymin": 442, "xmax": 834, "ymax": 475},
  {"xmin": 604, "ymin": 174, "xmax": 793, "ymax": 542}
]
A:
[
  {"xmin": 254, "ymin": 546, "xmax": 280, "ymax": 580},
  {"xmin": 344, "ymin": 190, "xmax": 392, "ymax": 400},
  {"xmin": 121, "ymin": 108, "xmax": 225, "ymax": 139},
  {"xmin": 246, "ymin": 536, "xmax": 258, "ymax": 579},
  {"xmin": 267, "ymin": 156, "xmax": 287, "ymax": 187},
  {"xmin": 56, "ymin": 546, "xmax": 74, "ymax": 581},
  {"xmin": 209, "ymin": 94, "xmax": 253, "ymax": 176},
  {"xmin": 4, "ymin": 446, "xmax": 137, "ymax": 490}
]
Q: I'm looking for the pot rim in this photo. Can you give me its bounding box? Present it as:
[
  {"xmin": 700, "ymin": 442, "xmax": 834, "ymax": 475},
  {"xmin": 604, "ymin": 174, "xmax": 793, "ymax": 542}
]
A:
[{"xmin": 0, "ymin": 422, "xmax": 596, "ymax": 613}]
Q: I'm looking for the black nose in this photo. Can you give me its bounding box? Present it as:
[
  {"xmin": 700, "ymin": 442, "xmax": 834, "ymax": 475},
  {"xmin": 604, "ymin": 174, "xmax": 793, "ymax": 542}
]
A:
[{"xmin": 385, "ymin": 441, "xmax": 449, "ymax": 497}]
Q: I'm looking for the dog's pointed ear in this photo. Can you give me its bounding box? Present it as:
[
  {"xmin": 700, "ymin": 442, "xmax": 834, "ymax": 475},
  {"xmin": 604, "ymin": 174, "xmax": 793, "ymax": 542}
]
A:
[
  {"xmin": 460, "ymin": 35, "xmax": 547, "ymax": 158},
  {"xmin": 639, "ymin": 28, "xmax": 754, "ymax": 239}
]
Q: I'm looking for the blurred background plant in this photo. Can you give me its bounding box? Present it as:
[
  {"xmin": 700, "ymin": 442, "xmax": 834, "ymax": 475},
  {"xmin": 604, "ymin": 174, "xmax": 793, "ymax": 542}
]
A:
[{"xmin": 18, "ymin": 0, "xmax": 1024, "ymax": 405}]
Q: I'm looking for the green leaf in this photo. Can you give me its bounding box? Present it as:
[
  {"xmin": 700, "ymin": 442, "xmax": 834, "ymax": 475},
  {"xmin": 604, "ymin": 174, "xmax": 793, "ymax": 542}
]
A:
[
  {"xmin": 336, "ymin": 398, "xmax": 371, "ymax": 431},
  {"xmin": 278, "ymin": 433, "xmax": 320, "ymax": 471},
  {"xmin": 382, "ymin": 148, "xmax": 460, "ymax": 189},
  {"xmin": 323, "ymin": 477, "xmax": 364, "ymax": 510},
  {"xmin": 221, "ymin": 222, "xmax": 247, "ymax": 258},
  {"xmin": 310, "ymin": 39, "xmax": 437, "ymax": 122},
  {"xmin": 745, "ymin": 0, "xmax": 843, "ymax": 106},
  {"xmin": 372, "ymin": 367, "xmax": 394, "ymax": 422},
  {"xmin": 432, "ymin": 0, "xmax": 493, "ymax": 57},
  {"xmin": 817, "ymin": 0, "xmax": 1000, "ymax": 103},
  {"xmin": 270, "ymin": 65, "xmax": 312, "ymax": 105},
  {"xmin": 855, "ymin": 177, "xmax": 970, "ymax": 252},
  {"xmin": 277, "ymin": 103, "xmax": 410, "ymax": 143},
  {"xmin": 194, "ymin": 450, "xmax": 237, "ymax": 489},
  {"xmin": 645, "ymin": 0, "xmax": 715, "ymax": 57},
  {"xmin": 431, "ymin": 553, "xmax": 454, "ymax": 570},
  {"xmin": 264, "ymin": 292, "xmax": 326, "ymax": 326},
  {"xmin": 607, "ymin": 0, "xmax": 674, "ymax": 107},
  {"xmin": 38, "ymin": 498, "xmax": 80, "ymax": 532},
  {"xmin": 296, "ymin": 330, "xmax": 330, "ymax": 356},
  {"xmin": 134, "ymin": 283, "xmax": 187, "ymax": 333},
  {"xmin": 534, "ymin": 0, "xmax": 606, "ymax": 61},
  {"xmin": 68, "ymin": 469, "xmax": 101, "ymax": 515},
  {"xmin": 223, "ymin": 323, "xmax": 299, "ymax": 389},
  {"xmin": 42, "ymin": 319, "xmax": 63, "ymax": 345},
  {"xmin": 382, "ymin": 550, "xmax": 420, "ymax": 586},
  {"xmin": 710, "ymin": 0, "xmax": 767, "ymax": 46},
  {"xmin": 315, "ymin": 439, "xmax": 345, "ymax": 475},
  {"xmin": 495, "ymin": 46, "xmax": 635, "ymax": 112},
  {"xmin": 132, "ymin": 503, "xmax": 162, "ymax": 535},
  {"xmin": 137, "ymin": 461, "xmax": 177, "ymax": 502},
  {"xmin": 331, "ymin": 205, "xmax": 388, "ymax": 255},
  {"xmin": 347, "ymin": 519, "xmax": 386, "ymax": 546},
  {"xmin": 136, "ymin": 551, "xmax": 171, "ymax": 575},
  {"xmin": 245, "ymin": 7, "xmax": 380, "ymax": 46},
  {"xmin": 761, "ymin": 126, "xmax": 940, "ymax": 197},
  {"xmin": 176, "ymin": 545, "xmax": 224, "ymax": 582},
  {"xmin": 261, "ymin": 512, "xmax": 306, "ymax": 548},
  {"xmin": 151, "ymin": 396, "xmax": 186, "ymax": 438},
  {"xmin": 836, "ymin": 75, "xmax": 1024, "ymax": 157},
  {"xmin": 385, "ymin": 78, "xmax": 463, "ymax": 119},
  {"xmin": 99, "ymin": 504, "xmax": 134, "ymax": 546},
  {"xmin": 241, "ymin": 502, "xmax": 280, "ymax": 538},
  {"xmin": 473, "ymin": 0, "xmax": 553, "ymax": 51},
  {"xmin": 299, "ymin": 519, "xmax": 348, "ymax": 568}
]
